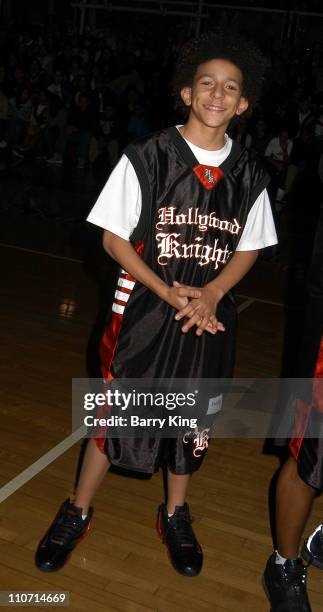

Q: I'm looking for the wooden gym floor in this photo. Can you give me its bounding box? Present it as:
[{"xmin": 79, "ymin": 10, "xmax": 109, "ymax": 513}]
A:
[{"xmin": 0, "ymin": 212, "xmax": 323, "ymax": 611}]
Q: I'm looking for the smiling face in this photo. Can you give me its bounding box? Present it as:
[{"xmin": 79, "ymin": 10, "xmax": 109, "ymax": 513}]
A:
[{"xmin": 181, "ymin": 58, "xmax": 248, "ymax": 131}]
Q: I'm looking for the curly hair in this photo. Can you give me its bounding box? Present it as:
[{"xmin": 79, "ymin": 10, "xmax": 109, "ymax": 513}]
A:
[{"xmin": 172, "ymin": 32, "xmax": 268, "ymax": 116}]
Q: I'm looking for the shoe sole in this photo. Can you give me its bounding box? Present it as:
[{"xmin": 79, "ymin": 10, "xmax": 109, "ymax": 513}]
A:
[{"xmin": 301, "ymin": 540, "xmax": 323, "ymax": 569}]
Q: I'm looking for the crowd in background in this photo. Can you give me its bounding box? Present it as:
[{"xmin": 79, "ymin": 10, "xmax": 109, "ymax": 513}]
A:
[
  {"xmin": 0, "ymin": 18, "xmax": 322, "ymax": 251},
  {"xmin": 0, "ymin": 22, "xmax": 176, "ymax": 173}
]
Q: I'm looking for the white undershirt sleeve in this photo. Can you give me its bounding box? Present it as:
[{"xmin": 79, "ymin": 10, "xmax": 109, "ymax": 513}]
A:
[
  {"xmin": 236, "ymin": 188, "xmax": 278, "ymax": 251},
  {"xmin": 86, "ymin": 154, "xmax": 142, "ymax": 240},
  {"xmin": 87, "ymin": 153, "xmax": 277, "ymax": 252}
]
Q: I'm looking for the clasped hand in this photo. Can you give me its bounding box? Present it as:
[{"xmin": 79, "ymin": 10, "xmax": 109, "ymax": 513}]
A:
[{"xmin": 166, "ymin": 280, "xmax": 225, "ymax": 336}]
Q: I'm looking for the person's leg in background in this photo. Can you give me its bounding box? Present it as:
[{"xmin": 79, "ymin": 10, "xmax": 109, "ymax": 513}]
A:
[{"xmin": 263, "ymin": 454, "xmax": 315, "ymax": 612}]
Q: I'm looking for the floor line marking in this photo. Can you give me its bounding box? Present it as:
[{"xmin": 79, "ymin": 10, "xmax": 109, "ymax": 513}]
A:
[
  {"xmin": 237, "ymin": 294, "xmax": 284, "ymax": 307},
  {"xmin": 0, "ymin": 427, "xmax": 86, "ymax": 504},
  {"xmin": 0, "ymin": 242, "xmax": 83, "ymax": 263},
  {"xmin": 237, "ymin": 298, "xmax": 255, "ymax": 313}
]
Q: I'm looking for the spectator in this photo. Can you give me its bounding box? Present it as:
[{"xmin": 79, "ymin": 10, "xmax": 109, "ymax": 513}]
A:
[
  {"xmin": 246, "ymin": 117, "xmax": 270, "ymax": 156},
  {"xmin": 265, "ymin": 127, "xmax": 293, "ymax": 208},
  {"xmin": 287, "ymin": 93, "xmax": 315, "ymax": 138},
  {"xmin": 127, "ymin": 93, "xmax": 152, "ymax": 141},
  {"xmin": 63, "ymin": 92, "xmax": 100, "ymax": 168},
  {"xmin": 73, "ymin": 73, "xmax": 91, "ymax": 106},
  {"xmin": 10, "ymin": 65, "xmax": 29, "ymax": 99},
  {"xmin": 47, "ymin": 69, "xmax": 70, "ymax": 107},
  {"xmin": 98, "ymin": 97, "xmax": 120, "ymax": 167},
  {"xmin": 67, "ymin": 56, "xmax": 83, "ymax": 86},
  {"xmin": 10, "ymin": 85, "xmax": 33, "ymax": 145},
  {"xmin": 18, "ymin": 89, "xmax": 48, "ymax": 154},
  {"xmin": 43, "ymin": 93, "xmax": 67, "ymax": 164},
  {"xmin": 38, "ymin": 44, "xmax": 53, "ymax": 76},
  {"xmin": 284, "ymin": 125, "xmax": 316, "ymax": 200},
  {"xmin": 28, "ymin": 58, "xmax": 46, "ymax": 90}
]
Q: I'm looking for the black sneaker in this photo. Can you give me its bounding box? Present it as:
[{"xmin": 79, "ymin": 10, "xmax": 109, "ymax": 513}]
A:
[
  {"xmin": 156, "ymin": 502, "xmax": 203, "ymax": 577},
  {"xmin": 263, "ymin": 552, "xmax": 312, "ymax": 611},
  {"xmin": 35, "ymin": 499, "xmax": 93, "ymax": 572},
  {"xmin": 302, "ymin": 525, "xmax": 323, "ymax": 569}
]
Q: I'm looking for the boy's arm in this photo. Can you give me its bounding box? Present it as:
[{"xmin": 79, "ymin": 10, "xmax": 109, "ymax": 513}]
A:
[
  {"xmin": 175, "ymin": 250, "xmax": 258, "ymax": 335},
  {"xmin": 103, "ymin": 230, "xmax": 202, "ymax": 311}
]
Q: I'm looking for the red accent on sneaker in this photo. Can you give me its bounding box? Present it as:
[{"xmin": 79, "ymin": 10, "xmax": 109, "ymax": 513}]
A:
[{"xmin": 156, "ymin": 510, "xmax": 164, "ymax": 541}]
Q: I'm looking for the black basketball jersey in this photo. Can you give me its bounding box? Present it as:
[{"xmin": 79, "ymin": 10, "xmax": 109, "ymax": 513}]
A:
[{"xmin": 100, "ymin": 127, "xmax": 270, "ymax": 381}]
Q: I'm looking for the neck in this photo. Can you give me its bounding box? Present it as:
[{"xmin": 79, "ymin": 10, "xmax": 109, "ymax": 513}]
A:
[{"xmin": 180, "ymin": 117, "xmax": 227, "ymax": 150}]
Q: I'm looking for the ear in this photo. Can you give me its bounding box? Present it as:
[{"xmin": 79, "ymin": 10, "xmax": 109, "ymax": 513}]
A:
[
  {"xmin": 180, "ymin": 86, "xmax": 192, "ymax": 107},
  {"xmin": 236, "ymin": 96, "xmax": 249, "ymax": 116}
]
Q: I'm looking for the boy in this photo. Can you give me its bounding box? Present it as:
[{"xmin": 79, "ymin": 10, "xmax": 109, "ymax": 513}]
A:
[
  {"xmin": 263, "ymin": 209, "xmax": 323, "ymax": 612},
  {"xmin": 36, "ymin": 33, "xmax": 277, "ymax": 577}
]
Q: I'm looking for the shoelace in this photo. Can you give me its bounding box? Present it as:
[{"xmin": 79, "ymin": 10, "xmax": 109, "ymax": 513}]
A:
[
  {"xmin": 168, "ymin": 512, "xmax": 195, "ymax": 547},
  {"xmin": 283, "ymin": 564, "xmax": 307, "ymax": 590},
  {"xmin": 49, "ymin": 510, "xmax": 84, "ymax": 546}
]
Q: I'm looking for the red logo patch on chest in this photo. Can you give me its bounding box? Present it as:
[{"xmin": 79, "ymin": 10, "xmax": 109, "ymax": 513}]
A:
[{"xmin": 193, "ymin": 165, "xmax": 224, "ymax": 190}]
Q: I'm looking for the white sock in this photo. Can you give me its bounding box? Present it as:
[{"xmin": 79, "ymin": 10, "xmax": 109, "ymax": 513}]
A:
[
  {"xmin": 71, "ymin": 499, "xmax": 87, "ymax": 520},
  {"xmin": 275, "ymin": 550, "xmax": 296, "ymax": 565}
]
